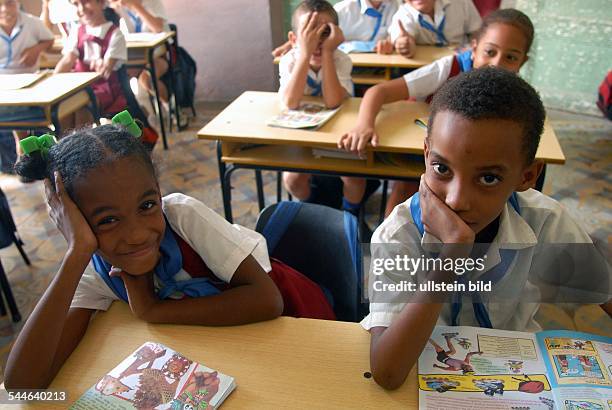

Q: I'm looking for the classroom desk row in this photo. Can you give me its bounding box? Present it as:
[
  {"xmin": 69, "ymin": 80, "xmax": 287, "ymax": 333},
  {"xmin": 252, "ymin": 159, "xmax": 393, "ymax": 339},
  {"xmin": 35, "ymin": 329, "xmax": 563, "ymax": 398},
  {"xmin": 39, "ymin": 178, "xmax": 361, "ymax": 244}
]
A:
[
  {"xmin": 197, "ymin": 91, "xmax": 566, "ymax": 223},
  {"xmin": 2, "ymin": 302, "xmax": 416, "ymax": 408},
  {"xmin": 274, "ymin": 46, "xmax": 456, "ymax": 85}
]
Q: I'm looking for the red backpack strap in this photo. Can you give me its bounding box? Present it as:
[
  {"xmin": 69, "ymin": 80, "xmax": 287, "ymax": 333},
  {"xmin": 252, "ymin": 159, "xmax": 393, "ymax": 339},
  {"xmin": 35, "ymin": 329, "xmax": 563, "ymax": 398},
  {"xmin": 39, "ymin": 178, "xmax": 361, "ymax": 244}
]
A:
[{"xmin": 99, "ymin": 24, "xmax": 118, "ymax": 53}]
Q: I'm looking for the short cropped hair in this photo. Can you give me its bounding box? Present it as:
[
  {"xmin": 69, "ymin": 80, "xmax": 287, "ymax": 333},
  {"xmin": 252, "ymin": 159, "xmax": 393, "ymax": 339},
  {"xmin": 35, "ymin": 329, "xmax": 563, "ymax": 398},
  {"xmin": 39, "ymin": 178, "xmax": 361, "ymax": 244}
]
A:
[
  {"xmin": 291, "ymin": 0, "xmax": 339, "ymax": 33},
  {"xmin": 473, "ymin": 8, "xmax": 535, "ymax": 54},
  {"xmin": 428, "ymin": 67, "xmax": 545, "ymax": 164}
]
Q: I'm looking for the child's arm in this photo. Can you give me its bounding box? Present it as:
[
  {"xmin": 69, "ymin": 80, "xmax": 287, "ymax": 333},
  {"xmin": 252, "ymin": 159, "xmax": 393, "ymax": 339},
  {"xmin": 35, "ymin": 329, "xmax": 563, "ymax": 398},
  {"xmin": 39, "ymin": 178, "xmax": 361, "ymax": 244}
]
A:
[
  {"xmin": 54, "ymin": 52, "xmax": 77, "ymax": 73},
  {"xmin": 433, "ymin": 363, "xmax": 454, "ymax": 371},
  {"xmin": 4, "ymin": 174, "xmax": 98, "ymax": 389},
  {"xmin": 272, "ymin": 39, "xmax": 292, "ymax": 57},
  {"xmin": 114, "ymin": 254, "xmax": 284, "ymax": 325},
  {"xmin": 369, "ymin": 177, "xmax": 476, "ymax": 390},
  {"xmin": 280, "ymin": 12, "xmax": 323, "ymax": 109},
  {"xmin": 320, "ymin": 23, "xmax": 348, "ymax": 109},
  {"xmin": 338, "ymin": 77, "xmax": 409, "ymax": 156},
  {"xmin": 19, "ymin": 39, "xmax": 54, "ymax": 67},
  {"xmin": 464, "ymin": 351, "xmax": 483, "ymax": 363},
  {"xmin": 40, "ymin": 0, "xmax": 54, "ymax": 31},
  {"xmin": 90, "ymin": 57, "xmax": 117, "ymax": 79}
]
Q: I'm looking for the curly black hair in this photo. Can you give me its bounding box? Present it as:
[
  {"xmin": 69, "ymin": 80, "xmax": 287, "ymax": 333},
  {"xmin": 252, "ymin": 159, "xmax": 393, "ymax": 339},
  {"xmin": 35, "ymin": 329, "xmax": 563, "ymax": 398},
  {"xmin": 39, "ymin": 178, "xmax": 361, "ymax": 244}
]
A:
[
  {"xmin": 428, "ymin": 67, "xmax": 545, "ymax": 165},
  {"xmin": 15, "ymin": 124, "xmax": 155, "ymax": 198},
  {"xmin": 473, "ymin": 8, "xmax": 535, "ymax": 54},
  {"xmin": 292, "ymin": 0, "xmax": 339, "ymax": 33}
]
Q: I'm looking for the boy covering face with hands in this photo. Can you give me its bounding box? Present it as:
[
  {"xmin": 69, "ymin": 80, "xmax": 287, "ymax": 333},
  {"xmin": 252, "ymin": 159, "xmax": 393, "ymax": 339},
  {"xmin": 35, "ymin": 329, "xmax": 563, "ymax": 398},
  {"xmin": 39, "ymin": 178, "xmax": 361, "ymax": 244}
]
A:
[{"xmin": 278, "ymin": 0, "xmax": 353, "ymax": 110}]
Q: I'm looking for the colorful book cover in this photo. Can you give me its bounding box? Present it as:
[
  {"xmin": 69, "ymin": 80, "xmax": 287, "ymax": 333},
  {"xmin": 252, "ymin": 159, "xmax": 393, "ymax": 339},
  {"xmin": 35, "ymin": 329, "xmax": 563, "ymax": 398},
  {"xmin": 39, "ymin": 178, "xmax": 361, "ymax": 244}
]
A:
[
  {"xmin": 70, "ymin": 342, "xmax": 236, "ymax": 409},
  {"xmin": 267, "ymin": 103, "xmax": 340, "ymax": 130}
]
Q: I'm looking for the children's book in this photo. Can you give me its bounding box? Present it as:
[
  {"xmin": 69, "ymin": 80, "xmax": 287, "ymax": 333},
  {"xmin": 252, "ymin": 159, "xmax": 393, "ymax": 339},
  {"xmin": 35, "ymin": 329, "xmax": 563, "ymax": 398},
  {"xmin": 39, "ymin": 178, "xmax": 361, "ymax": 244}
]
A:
[
  {"xmin": 267, "ymin": 103, "xmax": 340, "ymax": 130},
  {"xmin": 338, "ymin": 41, "xmax": 376, "ymax": 54},
  {"xmin": 419, "ymin": 326, "xmax": 611, "ymax": 410},
  {"xmin": 70, "ymin": 342, "xmax": 236, "ymax": 409},
  {"xmin": 312, "ymin": 147, "xmax": 362, "ymax": 160}
]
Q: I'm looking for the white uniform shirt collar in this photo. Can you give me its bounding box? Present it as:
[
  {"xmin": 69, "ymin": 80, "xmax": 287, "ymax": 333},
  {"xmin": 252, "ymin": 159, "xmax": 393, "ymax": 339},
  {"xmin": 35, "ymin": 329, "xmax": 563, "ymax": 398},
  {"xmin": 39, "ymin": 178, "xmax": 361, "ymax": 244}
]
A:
[
  {"xmin": 404, "ymin": 0, "xmax": 450, "ymax": 26},
  {"xmin": 2, "ymin": 11, "xmax": 24, "ymax": 38}
]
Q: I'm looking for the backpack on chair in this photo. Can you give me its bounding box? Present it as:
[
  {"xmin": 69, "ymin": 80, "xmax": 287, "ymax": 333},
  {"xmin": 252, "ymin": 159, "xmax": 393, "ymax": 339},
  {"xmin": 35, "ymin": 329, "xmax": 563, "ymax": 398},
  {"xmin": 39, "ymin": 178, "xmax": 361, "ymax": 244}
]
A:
[{"xmin": 163, "ymin": 24, "xmax": 197, "ymax": 114}]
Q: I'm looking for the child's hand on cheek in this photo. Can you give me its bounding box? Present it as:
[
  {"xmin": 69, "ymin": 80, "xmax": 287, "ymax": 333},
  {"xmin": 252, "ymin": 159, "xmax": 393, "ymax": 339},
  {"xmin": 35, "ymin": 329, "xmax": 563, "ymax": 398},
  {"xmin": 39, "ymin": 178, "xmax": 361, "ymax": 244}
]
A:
[
  {"xmin": 419, "ymin": 175, "xmax": 475, "ymax": 245},
  {"xmin": 45, "ymin": 172, "xmax": 98, "ymax": 258},
  {"xmin": 297, "ymin": 12, "xmax": 322, "ymax": 57},
  {"xmin": 110, "ymin": 268, "xmax": 158, "ymax": 320},
  {"xmin": 321, "ymin": 23, "xmax": 344, "ymax": 52}
]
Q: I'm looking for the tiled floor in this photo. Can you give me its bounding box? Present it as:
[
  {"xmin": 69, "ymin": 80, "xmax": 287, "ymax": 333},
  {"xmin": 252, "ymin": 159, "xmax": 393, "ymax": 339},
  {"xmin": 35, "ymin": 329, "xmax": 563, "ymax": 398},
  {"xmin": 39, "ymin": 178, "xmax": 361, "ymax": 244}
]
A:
[{"xmin": 0, "ymin": 104, "xmax": 610, "ymax": 381}]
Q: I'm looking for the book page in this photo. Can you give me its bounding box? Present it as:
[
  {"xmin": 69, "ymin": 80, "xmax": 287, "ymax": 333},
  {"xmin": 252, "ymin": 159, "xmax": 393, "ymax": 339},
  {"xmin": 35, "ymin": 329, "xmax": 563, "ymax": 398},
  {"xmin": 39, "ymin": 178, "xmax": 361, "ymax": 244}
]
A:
[
  {"xmin": 70, "ymin": 342, "xmax": 235, "ymax": 409},
  {"xmin": 267, "ymin": 103, "xmax": 340, "ymax": 129},
  {"xmin": 0, "ymin": 73, "xmax": 46, "ymax": 91},
  {"xmin": 537, "ymin": 330, "xmax": 612, "ymax": 409},
  {"xmin": 419, "ymin": 326, "xmax": 555, "ymax": 409}
]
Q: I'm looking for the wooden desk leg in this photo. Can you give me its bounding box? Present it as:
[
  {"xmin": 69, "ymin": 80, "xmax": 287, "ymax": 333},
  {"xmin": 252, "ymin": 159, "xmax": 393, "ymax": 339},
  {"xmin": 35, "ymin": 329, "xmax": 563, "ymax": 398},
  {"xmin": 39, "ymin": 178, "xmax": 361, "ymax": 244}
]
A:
[
  {"xmin": 379, "ymin": 179, "xmax": 388, "ymax": 225},
  {"xmin": 385, "ymin": 68, "xmax": 391, "ymax": 81},
  {"xmin": 276, "ymin": 171, "xmax": 282, "ymax": 203},
  {"xmin": 0, "ymin": 258, "xmax": 21, "ymax": 323},
  {"xmin": 51, "ymin": 105, "xmax": 62, "ymax": 137},
  {"xmin": 535, "ymin": 164, "xmax": 546, "ymax": 192},
  {"xmin": 255, "ymin": 170, "xmax": 265, "ymax": 211},
  {"xmin": 149, "ymin": 48, "xmax": 168, "ymax": 150},
  {"xmin": 217, "ymin": 141, "xmax": 233, "ymax": 223}
]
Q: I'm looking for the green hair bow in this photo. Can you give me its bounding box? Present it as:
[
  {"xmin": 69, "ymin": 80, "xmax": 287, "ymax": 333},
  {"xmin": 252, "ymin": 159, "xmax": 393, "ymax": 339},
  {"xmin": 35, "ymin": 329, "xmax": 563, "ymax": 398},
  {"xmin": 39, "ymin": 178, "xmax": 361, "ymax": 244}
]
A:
[
  {"xmin": 20, "ymin": 134, "xmax": 57, "ymax": 159},
  {"xmin": 112, "ymin": 110, "xmax": 142, "ymax": 138}
]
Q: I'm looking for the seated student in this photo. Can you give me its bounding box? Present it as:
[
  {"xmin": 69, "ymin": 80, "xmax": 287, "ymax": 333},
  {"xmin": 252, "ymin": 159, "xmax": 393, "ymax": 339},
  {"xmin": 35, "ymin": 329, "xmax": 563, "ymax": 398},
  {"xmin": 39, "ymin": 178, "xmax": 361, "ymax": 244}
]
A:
[
  {"xmin": 279, "ymin": 0, "xmax": 366, "ymax": 215},
  {"xmin": 362, "ymin": 67, "xmax": 612, "ymax": 390},
  {"xmin": 4, "ymin": 116, "xmax": 337, "ymax": 388},
  {"xmin": 54, "ymin": 0, "xmax": 127, "ymax": 129},
  {"xmin": 273, "ymin": 0, "xmax": 398, "ymax": 57},
  {"xmin": 339, "ymin": 8, "xmax": 535, "ymax": 216},
  {"xmin": 0, "ymin": 0, "xmax": 54, "ymax": 175},
  {"xmin": 389, "ymin": 0, "xmax": 482, "ymax": 57},
  {"xmin": 108, "ymin": 0, "xmax": 170, "ymax": 115}
]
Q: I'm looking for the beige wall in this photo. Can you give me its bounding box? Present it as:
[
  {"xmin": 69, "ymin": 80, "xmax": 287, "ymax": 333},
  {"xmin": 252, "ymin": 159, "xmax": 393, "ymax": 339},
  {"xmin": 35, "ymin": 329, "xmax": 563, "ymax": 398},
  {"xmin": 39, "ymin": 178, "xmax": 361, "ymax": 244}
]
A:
[{"xmin": 21, "ymin": 0, "xmax": 286, "ymax": 102}]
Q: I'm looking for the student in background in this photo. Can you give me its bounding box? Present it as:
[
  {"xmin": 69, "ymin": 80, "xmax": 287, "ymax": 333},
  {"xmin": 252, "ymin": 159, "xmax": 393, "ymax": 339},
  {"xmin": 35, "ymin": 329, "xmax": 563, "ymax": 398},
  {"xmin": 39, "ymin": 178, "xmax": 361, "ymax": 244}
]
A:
[
  {"xmin": 279, "ymin": 0, "xmax": 367, "ymax": 215},
  {"xmin": 362, "ymin": 67, "xmax": 612, "ymax": 390},
  {"xmin": 339, "ymin": 9, "xmax": 534, "ymax": 215},
  {"xmin": 389, "ymin": 0, "xmax": 482, "ymax": 57},
  {"xmin": 54, "ymin": 0, "xmax": 127, "ymax": 129},
  {"xmin": 0, "ymin": 0, "xmax": 54, "ymax": 177},
  {"xmin": 273, "ymin": 0, "xmax": 399, "ymax": 57},
  {"xmin": 3, "ymin": 122, "xmax": 285, "ymax": 388},
  {"xmin": 108, "ymin": 0, "xmax": 170, "ymax": 112}
]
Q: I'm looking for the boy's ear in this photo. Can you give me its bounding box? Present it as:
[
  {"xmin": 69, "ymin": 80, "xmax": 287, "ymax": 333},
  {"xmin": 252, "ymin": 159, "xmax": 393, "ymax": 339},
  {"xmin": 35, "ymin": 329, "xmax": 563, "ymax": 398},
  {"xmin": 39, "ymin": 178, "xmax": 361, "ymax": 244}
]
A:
[
  {"xmin": 288, "ymin": 31, "xmax": 297, "ymax": 46},
  {"xmin": 515, "ymin": 160, "xmax": 544, "ymax": 191}
]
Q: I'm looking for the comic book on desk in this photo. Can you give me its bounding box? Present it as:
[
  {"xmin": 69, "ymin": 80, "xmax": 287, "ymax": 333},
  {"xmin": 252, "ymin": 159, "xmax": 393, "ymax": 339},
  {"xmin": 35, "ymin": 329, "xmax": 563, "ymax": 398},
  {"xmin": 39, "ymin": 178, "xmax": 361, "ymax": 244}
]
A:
[
  {"xmin": 419, "ymin": 326, "xmax": 611, "ymax": 409},
  {"xmin": 70, "ymin": 342, "xmax": 235, "ymax": 409}
]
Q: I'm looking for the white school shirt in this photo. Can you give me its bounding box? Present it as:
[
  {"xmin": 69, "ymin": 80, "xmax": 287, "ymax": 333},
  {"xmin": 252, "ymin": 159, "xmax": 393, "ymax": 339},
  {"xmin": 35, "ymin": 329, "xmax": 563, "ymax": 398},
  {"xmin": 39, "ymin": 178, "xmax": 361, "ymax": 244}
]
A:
[
  {"xmin": 361, "ymin": 189, "xmax": 610, "ymax": 333},
  {"xmin": 402, "ymin": 53, "xmax": 457, "ymax": 100},
  {"xmin": 388, "ymin": 0, "xmax": 481, "ymax": 45},
  {"xmin": 70, "ymin": 193, "xmax": 272, "ymax": 311},
  {"xmin": 0, "ymin": 12, "xmax": 54, "ymax": 74},
  {"xmin": 334, "ymin": 0, "xmax": 399, "ymax": 42},
  {"xmin": 62, "ymin": 21, "xmax": 127, "ymax": 71},
  {"xmin": 278, "ymin": 47, "xmax": 354, "ymax": 98},
  {"xmin": 117, "ymin": 0, "xmax": 170, "ymax": 34}
]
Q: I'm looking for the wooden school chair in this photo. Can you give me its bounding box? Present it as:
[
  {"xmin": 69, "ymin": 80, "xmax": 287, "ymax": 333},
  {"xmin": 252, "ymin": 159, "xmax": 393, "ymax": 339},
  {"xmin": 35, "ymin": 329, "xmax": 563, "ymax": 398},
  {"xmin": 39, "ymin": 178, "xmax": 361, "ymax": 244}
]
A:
[{"xmin": 256, "ymin": 201, "xmax": 368, "ymax": 322}]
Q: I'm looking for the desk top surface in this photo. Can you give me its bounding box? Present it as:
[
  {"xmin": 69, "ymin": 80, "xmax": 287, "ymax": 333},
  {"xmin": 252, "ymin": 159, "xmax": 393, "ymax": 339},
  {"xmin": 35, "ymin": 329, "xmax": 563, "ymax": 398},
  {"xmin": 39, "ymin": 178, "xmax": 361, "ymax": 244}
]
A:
[
  {"xmin": 30, "ymin": 303, "xmax": 417, "ymax": 409},
  {"xmin": 198, "ymin": 91, "xmax": 565, "ymax": 163},
  {"xmin": 51, "ymin": 31, "xmax": 174, "ymax": 52},
  {"xmin": 0, "ymin": 72, "xmax": 99, "ymax": 106},
  {"xmin": 274, "ymin": 46, "xmax": 455, "ymax": 68}
]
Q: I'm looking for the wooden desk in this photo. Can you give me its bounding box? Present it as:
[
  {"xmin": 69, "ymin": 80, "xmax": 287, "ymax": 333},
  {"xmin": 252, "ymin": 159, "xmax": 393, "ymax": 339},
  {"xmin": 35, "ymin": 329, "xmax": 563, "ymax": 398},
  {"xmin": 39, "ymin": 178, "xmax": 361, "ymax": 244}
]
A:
[
  {"xmin": 6, "ymin": 302, "xmax": 417, "ymax": 409},
  {"xmin": 198, "ymin": 91, "xmax": 566, "ymax": 222},
  {"xmin": 0, "ymin": 72, "xmax": 100, "ymax": 134},
  {"xmin": 274, "ymin": 46, "xmax": 455, "ymax": 85}
]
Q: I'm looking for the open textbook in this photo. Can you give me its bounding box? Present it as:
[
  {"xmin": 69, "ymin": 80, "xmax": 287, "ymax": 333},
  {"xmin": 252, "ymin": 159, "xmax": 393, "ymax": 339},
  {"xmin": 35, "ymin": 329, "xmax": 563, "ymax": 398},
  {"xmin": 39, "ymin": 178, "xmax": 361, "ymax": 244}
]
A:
[
  {"xmin": 267, "ymin": 103, "xmax": 340, "ymax": 129},
  {"xmin": 71, "ymin": 342, "xmax": 235, "ymax": 409},
  {"xmin": 419, "ymin": 326, "xmax": 611, "ymax": 410}
]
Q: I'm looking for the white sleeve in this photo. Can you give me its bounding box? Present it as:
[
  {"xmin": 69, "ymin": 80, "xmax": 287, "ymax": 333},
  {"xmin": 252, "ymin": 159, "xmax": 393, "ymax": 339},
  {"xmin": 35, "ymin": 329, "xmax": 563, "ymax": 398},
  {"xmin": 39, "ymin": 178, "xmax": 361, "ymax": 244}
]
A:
[
  {"xmin": 70, "ymin": 263, "xmax": 120, "ymax": 311},
  {"xmin": 106, "ymin": 28, "xmax": 127, "ymax": 67},
  {"xmin": 463, "ymin": 0, "xmax": 483, "ymax": 34},
  {"xmin": 163, "ymin": 194, "xmax": 272, "ymax": 283},
  {"xmin": 278, "ymin": 51, "xmax": 294, "ymax": 95},
  {"xmin": 335, "ymin": 51, "xmax": 354, "ymax": 97},
  {"xmin": 62, "ymin": 26, "xmax": 79, "ymax": 56},
  {"xmin": 403, "ymin": 55, "xmax": 453, "ymax": 100}
]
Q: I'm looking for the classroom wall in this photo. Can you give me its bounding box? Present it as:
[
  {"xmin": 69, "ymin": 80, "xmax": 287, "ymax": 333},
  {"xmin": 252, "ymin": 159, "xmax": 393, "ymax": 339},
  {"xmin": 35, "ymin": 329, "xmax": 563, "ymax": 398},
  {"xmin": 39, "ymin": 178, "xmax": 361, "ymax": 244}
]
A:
[{"xmin": 516, "ymin": 0, "xmax": 612, "ymax": 115}]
